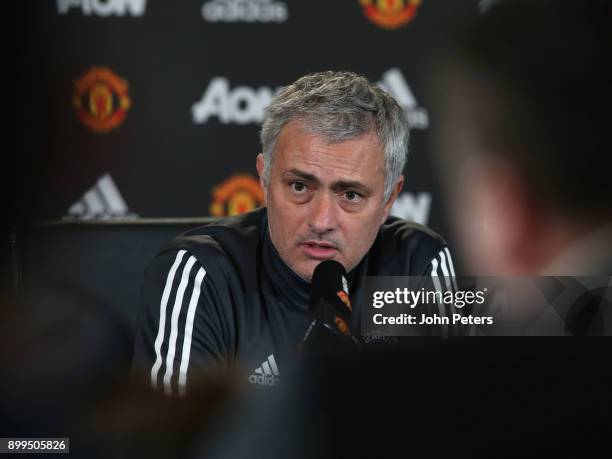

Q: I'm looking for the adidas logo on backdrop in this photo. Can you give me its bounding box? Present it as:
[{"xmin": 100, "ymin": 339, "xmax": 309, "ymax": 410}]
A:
[
  {"xmin": 65, "ymin": 173, "xmax": 138, "ymax": 220},
  {"xmin": 377, "ymin": 68, "xmax": 429, "ymax": 129},
  {"xmin": 201, "ymin": 0, "xmax": 288, "ymax": 23},
  {"xmin": 248, "ymin": 354, "xmax": 280, "ymax": 387}
]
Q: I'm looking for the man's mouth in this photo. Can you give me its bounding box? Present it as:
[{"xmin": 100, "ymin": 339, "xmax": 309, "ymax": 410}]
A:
[{"xmin": 300, "ymin": 240, "xmax": 338, "ymax": 260}]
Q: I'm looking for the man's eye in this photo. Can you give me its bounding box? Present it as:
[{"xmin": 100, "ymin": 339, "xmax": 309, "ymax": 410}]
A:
[
  {"xmin": 344, "ymin": 191, "xmax": 363, "ymax": 202},
  {"xmin": 290, "ymin": 182, "xmax": 307, "ymax": 193}
]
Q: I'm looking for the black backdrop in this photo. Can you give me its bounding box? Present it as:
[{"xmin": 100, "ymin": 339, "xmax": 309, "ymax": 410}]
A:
[{"xmin": 18, "ymin": 0, "xmax": 480, "ymax": 245}]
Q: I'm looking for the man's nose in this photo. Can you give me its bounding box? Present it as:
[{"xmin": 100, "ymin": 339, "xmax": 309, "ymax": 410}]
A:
[{"xmin": 308, "ymin": 192, "xmax": 338, "ymax": 235}]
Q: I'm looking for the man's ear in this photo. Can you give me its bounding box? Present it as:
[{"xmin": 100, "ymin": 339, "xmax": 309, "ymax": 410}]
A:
[
  {"xmin": 256, "ymin": 153, "xmax": 267, "ymax": 205},
  {"xmin": 381, "ymin": 175, "xmax": 404, "ymax": 224}
]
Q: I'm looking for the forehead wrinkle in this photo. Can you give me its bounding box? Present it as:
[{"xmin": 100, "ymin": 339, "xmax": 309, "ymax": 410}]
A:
[
  {"xmin": 292, "ymin": 152, "xmax": 375, "ymax": 186},
  {"xmin": 296, "ymin": 141, "xmax": 382, "ymax": 176},
  {"xmin": 276, "ymin": 121, "xmax": 384, "ymax": 185}
]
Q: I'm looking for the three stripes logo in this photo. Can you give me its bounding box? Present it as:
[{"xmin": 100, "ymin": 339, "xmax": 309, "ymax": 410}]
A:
[
  {"xmin": 65, "ymin": 173, "xmax": 138, "ymax": 220},
  {"xmin": 150, "ymin": 250, "xmax": 207, "ymax": 397},
  {"xmin": 377, "ymin": 67, "xmax": 429, "ymax": 130},
  {"xmin": 249, "ymin": 354, "xmax": 280, "ymax": 387}
]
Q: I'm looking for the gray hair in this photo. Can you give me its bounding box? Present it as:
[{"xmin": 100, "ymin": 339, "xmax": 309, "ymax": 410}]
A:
[{"xmin": 260, "ymin": 71, "xmax": 409, "ymax": 201}]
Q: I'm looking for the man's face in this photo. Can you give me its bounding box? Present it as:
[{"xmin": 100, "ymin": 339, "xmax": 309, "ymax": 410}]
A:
[{"xmin": 257, "ymin": 119, "xmax": 403, "ymax": 281}]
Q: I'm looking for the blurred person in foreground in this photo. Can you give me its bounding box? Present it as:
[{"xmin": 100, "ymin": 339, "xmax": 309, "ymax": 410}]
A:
[
  {"xmin": 432, "ymin": 0, "xmax": 612, "ymax": 335},
  {"xmin": 434, "ymin": 0, "xmax": 612, "ymax": 277},
  {"xmin": 132, "ymin": 71, "xmax": 458, "ymax": 397}
]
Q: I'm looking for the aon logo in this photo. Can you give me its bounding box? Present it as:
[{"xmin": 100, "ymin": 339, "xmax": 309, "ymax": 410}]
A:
[{"xmin": 192, "ymin": 78, "xmax": 279, "ymax": 125}]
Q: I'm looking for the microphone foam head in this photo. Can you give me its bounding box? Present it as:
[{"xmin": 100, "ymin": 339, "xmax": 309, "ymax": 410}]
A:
[{"xmin": 310, "ymin": 260, "xmax": 348, "ymax": 305}]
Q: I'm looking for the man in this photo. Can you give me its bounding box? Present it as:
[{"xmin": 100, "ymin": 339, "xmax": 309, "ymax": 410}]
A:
[
  {"xmin": 132, "ymin": 71, "xmax": 457, "ymax": 396},
  {"xmin": 180, "ymin": 7, "xmax": 612, "ymax": 458},
  {"xmin": 433, "ymin": 0, "xmax": 612, "ymax": 333}
]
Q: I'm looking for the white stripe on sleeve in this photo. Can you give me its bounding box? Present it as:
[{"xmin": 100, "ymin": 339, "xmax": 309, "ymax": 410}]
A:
[
  {"xmin": 443, "ymin": 247, "xmax": 459, "ymax": 291},
  {"xmin": 163, "ymin": 255, "xmax": 197, "ymax": 396},
  {"xmin": 151, "ymin": 250, "xmax": 187, "ymax": 389},
  {"xmin": 430, "ymin": 257, "xmax": 448, "ymax": 330},
  {"xmin": 431, "ymin": 256, "xmax": 439, "ymax": 277},
  {"xmin": 178, "ymin": 266, "xmax": 206, "ymax": 397},
  {"xmin": 439, "ymin": 250, "xmax": 454, "ymax": 292}
]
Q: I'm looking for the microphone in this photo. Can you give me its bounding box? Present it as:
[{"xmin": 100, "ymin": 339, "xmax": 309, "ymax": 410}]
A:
[{"xmin": 299, "ymin": 260, "xmax": 359, "ymax": 352}]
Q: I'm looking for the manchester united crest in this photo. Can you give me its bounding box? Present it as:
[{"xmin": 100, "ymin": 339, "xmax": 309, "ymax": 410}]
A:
[
  {"xmin": 359, "ymin": 0, "xmax": 422, "ymax": 30},
  {"xmin": 73, "ymin": 67, "xmax": 131, "ymax": 133},
  {"xmin": 210, "ymin": 174, "xmax": 265, "ymax": 217}
]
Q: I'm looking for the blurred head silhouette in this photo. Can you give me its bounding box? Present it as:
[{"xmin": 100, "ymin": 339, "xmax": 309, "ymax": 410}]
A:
[{"xmin": 434, "ymin": 0, "xmax": 612, "ymax": 275}]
